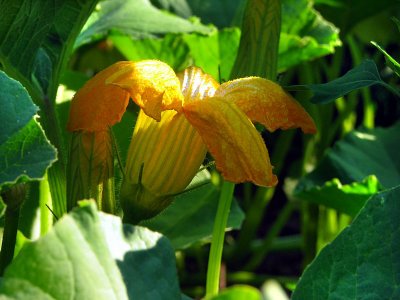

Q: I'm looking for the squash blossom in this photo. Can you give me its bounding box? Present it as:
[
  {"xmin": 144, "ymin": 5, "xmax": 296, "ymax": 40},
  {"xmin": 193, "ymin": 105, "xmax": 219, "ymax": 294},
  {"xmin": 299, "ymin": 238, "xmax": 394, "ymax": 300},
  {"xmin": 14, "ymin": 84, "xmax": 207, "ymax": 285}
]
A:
[{"xmin": 67, "ymin": 60, "xmax": 316, "ymax": 223}]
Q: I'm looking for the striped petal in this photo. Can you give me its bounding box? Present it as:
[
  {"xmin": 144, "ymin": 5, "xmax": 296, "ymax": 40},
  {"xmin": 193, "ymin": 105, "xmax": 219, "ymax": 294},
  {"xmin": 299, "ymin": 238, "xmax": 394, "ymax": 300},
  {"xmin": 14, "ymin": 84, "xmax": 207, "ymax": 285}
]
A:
[
  {"xmin": 215, "ymin": 77, "xmax": 317, "ymax": 133},
  {"xmin": 106, "ymin": 60, "xmax": 184, "ymax": 121},
  {"xmin": 67, "ymin": 61, "xmax": 132, "ymax": 131},
  {"xmin": 183, "ymin": 97, "xmax": 278, "ymax": 187}
]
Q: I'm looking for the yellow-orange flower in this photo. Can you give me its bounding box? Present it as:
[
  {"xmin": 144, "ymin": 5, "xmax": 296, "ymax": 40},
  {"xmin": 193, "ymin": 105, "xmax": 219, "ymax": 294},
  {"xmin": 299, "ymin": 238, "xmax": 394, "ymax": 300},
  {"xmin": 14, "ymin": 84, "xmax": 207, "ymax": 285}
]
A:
[{"xmin": 67, "ymin": 60, "xmax": 316, "ymax": 222}]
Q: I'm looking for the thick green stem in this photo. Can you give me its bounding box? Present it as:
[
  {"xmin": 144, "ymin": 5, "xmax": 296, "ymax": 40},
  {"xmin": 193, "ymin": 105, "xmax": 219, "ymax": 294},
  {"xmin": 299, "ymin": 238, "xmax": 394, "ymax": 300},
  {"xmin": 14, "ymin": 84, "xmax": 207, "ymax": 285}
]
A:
[
  {"xmin": 205, "ymin": 181, "xmax": 235, "ymax": 297},
  {"xmin": 0, "ymin": 184, "xmax": 26, "ymax": 275},
  {"xmin": 0, "ymin": 206, "xmax": 20, "ymax": 275},
  {"xmin": 39, "ymin": 98, "xmax": 67, "ymax": 218}
]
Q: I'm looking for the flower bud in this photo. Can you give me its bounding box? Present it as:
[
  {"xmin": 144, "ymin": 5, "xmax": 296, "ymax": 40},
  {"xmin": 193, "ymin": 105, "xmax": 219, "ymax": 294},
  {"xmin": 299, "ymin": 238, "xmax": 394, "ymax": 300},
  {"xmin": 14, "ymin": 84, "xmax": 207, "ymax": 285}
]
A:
[{"xmin": 67, "ymin": 130, "xmax": 115, "ymax": 213}]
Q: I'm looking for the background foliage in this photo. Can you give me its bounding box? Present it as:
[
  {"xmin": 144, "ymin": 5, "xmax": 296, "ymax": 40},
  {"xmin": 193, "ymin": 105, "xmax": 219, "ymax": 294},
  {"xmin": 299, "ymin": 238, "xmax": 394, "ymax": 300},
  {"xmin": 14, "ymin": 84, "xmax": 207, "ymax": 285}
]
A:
[{"xmin": 1, "ymin": 0, "xmax": 400, "ymax": 299}]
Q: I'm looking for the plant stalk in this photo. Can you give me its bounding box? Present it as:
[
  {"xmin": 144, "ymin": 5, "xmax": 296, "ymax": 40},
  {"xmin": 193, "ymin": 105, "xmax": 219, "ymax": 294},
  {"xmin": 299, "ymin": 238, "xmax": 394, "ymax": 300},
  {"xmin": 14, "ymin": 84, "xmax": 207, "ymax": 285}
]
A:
[{"xmin": 205, "ymin": 181, "xmax": 235, "ymax": 297}]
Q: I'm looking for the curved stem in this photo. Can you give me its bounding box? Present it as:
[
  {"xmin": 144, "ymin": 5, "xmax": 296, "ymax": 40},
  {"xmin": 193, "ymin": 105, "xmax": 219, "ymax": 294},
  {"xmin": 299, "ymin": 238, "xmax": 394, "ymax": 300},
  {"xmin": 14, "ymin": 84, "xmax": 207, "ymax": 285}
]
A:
[{"xmin": 205, "ymin": 181, "xmax": 235, "ymax": 297}]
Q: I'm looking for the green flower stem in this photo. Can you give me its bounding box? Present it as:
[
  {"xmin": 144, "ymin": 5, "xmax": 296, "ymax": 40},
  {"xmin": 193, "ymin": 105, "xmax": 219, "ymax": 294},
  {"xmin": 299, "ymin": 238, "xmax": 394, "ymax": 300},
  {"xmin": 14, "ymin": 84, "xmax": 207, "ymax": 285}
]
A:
[{"xmin": 205, "ymin": 180, "xmax": 235, "ymax": 297}]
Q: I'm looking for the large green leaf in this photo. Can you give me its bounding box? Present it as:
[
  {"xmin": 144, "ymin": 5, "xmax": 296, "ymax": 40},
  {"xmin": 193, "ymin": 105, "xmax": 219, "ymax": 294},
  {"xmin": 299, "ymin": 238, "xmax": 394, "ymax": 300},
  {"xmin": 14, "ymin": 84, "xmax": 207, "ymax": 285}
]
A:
[
  {"xmin": 112, "ymin": 28, "xmax": 240, "ymax": 81},
  {"xmin": 183, "ymin": 28, "xmax": 241, "ymax": 80},
  {"xmin": 144, "ymin": 182, "xmax": 245, "ymax": 249},
  {"xmin": 0, "ymin": 0, "xmax": 98, "ymax": 101},
  {"xmin": 110, "ymin": 33, "xmax": 191, "ymax": 71},
  {"xmin": 0, "ymin": 202, "xmax": 128, "ymax": 299},
  {"xmin": 0, "ymin": 202, "xmax": 181, "ymax": 299},
  {"xmin": 297, "ymin": 122, "xmax": 400, "ymax": 189},
  {"xmin": 99, "ymin": 213, "xmax": 181, "ymax": 299},
  {"xmin": 75, "ymin": 0, "xmax": 212, "ymax": 48},
  {"xmin": 296, "ymin": 122, "xmax": 400, "ymax": 215},
  {"xmin": 292, "ymin": 186, "xmax": 400, "ymax": 299},
  {"xmin": 0, "ymin": 72, "xmax": 56, "ymax": 189},
  {"xmin": 278, "ymin": 0, "xmax": 341, "ymax": 71}
]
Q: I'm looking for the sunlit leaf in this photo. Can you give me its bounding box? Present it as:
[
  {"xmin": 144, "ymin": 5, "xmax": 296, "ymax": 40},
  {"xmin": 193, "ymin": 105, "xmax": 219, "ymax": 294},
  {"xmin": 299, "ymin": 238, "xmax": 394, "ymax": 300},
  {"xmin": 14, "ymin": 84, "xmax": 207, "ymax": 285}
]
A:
[
  {"xmin": 75, "ymin": 0, "xmax": 212, "ymax": 48},
  {"xmin": 0, "ymin": 72, "xmax": 56, "ymax": 189},
  {"xmin": 278, "ymin": 0, "xmax": 341, "ymax": 71},
  {"xmin": 110, "ymin": 33, "xmax": 191, "ymax": 71},
  {"xmin": 100, "ymin": 212, "xmax": 181, "ymax": 299},
  {"xmin": 292, "ymin": 186, "xmax": 400, "ymax": 299},
  {"xmin": 298, "ymin": 122, "xmax": 400, "ymax": 188},
  {"xmin": 0, "ymin": 202, "xmax": 182, "ymax": 299},
  {"xmin": 296, "ymin": 122, "xmax": 400, "ymax": 216},
  {"xmin": 295, "ymin": 175, "xmax": 381, "ymax": 217}
]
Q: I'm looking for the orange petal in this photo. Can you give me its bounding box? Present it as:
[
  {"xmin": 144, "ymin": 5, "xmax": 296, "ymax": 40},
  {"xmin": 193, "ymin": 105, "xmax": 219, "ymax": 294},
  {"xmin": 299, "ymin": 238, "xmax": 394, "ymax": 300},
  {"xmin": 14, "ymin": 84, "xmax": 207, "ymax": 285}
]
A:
[
  {"xmin": 215, "ymin": 77, "xmax": 317, "ymax": 133},
  {"xmin": 67, "ymin": 61, "xmax": 132, "ymax": 131},
  {"xmin": 106, "ymin": 60, "xmax": 183, "ymax": 121},
  {"xmin": 177, "ymin": 66, "xmax": 220, "ymax": 104},
  {"xmin": 183, "ymin": 97, "xmax": 278, "ymax": 187}
]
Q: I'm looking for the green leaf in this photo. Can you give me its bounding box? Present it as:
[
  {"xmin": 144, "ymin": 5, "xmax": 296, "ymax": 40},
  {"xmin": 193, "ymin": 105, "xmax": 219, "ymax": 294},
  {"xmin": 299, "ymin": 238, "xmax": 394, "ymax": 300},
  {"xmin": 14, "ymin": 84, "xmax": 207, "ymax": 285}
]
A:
[
  {"xmin": 183, "ymin": 28, "xmax": 241, "ymax": 80},
  {"xmin": 278, "ymin": 0, "xmax": 341, "ymax": 71},
  {"xmin": 207, "ymin": 285, "xmax": 262, "ymax": 300},
  {"xmin": 99, "ymin": 212, "xmax": 181, "ymax": 299},
  {"xmin": 110, "ymin": 33, "xmax": 191, "ymax": 71},
  {"xmin": 75, "ymin": 0, "xmax": 212, "ymax": 48},
  {"xmin": 0, "ymin": 202, "xmax": 128, "ymax": 299},
  {"xmin": 292, "ymin": 186, "xmax": 400, "ymax": 299},
  {"xmin": 295, "ymin": 175, "xmax": 381, "ymax": 217},
  {"xmin": 302, "ymin": 60, "xmax": 392, "ymax": 104},
  {"xmin": 298, "ymin": 122, "xmax": 400, "ymax": 189},
  {"xmin": 144, "ymin": 183, "xmax": 245, "ymax": 249},
  {"xmin": 0, "ymin": 72, "xmax": 57, "ymax": 189},
  {"xmin": 0, "ymin": 0, "xmax": 98, "ymax": 101},
  {"xmin": 296, "ymin": 122, "xmax": 400, "ymax": 215},
  {"xmin": 0, "ymin": 202, "xmax": 182, "ymax": 299},
  {"xmin": 112, "ymin": 28, "xmax": 240, "ymax": 81}
]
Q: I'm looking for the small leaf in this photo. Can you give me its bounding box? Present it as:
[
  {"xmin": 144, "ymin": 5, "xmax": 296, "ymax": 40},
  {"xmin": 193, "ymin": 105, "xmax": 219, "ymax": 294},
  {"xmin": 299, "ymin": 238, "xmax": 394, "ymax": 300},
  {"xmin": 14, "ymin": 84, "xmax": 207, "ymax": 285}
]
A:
[
  {"xmin": 144, "ymin": 183, "xmax": 245, "ymax": 249},
  {"xmin": 292, "ymin": 186, "xmax": 400, "ymax": 299},
  {"xmin": 371, "ymin": 41, "xmax": 400, "ymax": 77},
  {"xmin": 295, "ymin": 175, "xmax": 381, "ymax": 217},
  {"xmin": 305, "ymin": 60, "xmax": 389, "ymax": 104},
  {"xmin": 0, "ymin": 71, "xmax": 56, "ymax": 189}
]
